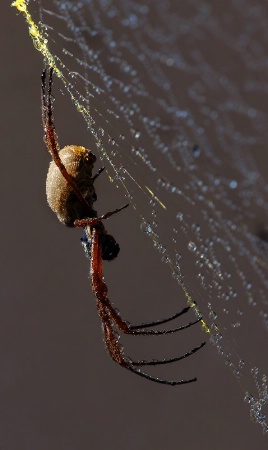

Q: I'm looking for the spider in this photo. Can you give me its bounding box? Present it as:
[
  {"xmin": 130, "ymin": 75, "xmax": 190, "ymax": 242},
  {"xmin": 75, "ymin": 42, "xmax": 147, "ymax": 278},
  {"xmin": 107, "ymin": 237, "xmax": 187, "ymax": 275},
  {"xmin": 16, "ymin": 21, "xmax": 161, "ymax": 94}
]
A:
[{"xmin": 42, "ymin": 67, "xmax": 206, "ymax": 386}]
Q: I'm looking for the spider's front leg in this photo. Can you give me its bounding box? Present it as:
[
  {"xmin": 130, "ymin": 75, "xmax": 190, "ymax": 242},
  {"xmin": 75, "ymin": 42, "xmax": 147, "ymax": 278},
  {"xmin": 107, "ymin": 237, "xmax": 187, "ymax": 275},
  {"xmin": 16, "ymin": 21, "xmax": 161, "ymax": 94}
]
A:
[{"xmin": 41, "ymin": 67, "xmax": 61, "ymax": 158}]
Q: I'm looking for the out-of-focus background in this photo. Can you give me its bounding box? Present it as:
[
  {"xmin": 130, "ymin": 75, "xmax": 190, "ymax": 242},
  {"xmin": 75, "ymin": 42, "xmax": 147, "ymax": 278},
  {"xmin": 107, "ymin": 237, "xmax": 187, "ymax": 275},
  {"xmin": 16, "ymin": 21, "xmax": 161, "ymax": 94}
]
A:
[{"xmin": 1, "ymin": 1, "xmax": 268, "ymax": 449}]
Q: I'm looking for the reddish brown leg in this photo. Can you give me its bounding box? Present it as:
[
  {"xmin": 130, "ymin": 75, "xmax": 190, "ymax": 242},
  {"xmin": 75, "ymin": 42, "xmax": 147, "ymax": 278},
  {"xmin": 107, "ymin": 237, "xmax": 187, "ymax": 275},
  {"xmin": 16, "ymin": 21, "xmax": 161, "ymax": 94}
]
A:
[
  {"xmin": 91, "ymin": 231, "xmax": 126, "ymax": 365},
  {"xmin": 87, "ymin": 217, "xmax": 201, "ymax": 337},
  {"xmin": 97, "ymin": 300, "xmax": 125, "ymax": 365},
  {"xmin": 90, "ymin": 229, "xmax": 108, "ymax": 299},
  {"xmin": 74, "ymin": 203, "xmax": 129, "ymax": 228},
  {"xmin": 97, "ymin": 299, "xmax": 201, "ymax": 386},
  {"xmin": 89, "ymin": 226, "xmax": 204, "ymax": 385}
]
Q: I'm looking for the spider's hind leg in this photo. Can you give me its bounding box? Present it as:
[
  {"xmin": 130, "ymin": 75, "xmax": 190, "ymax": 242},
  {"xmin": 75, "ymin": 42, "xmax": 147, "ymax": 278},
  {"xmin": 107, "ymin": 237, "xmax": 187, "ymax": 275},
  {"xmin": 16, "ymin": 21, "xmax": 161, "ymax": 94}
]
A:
[
  {"xmin": 126, "ymin": 365, "xmax": 197, "ymax": 386},
  {"xmin": 97, "ymin": 300, "xmax": 201, "ymax": 386},
  {"xmin": 130, "ymin": 341, "xmax": 206, "ymax": 367},
  {"xmin": 129, "ymin": 306, "xmax": 192, "ymax": 330},
  {"xmin": 102, "ymin": 297, "xmax": 202, "ymax": 336}
]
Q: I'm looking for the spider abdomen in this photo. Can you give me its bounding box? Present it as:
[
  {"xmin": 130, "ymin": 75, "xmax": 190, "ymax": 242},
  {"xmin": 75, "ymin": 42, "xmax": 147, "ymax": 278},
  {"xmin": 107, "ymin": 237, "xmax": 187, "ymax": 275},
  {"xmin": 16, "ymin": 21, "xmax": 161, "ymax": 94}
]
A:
[{"xmin": 46, "ymin": 145, "xmax": 97, "ymax": 227}]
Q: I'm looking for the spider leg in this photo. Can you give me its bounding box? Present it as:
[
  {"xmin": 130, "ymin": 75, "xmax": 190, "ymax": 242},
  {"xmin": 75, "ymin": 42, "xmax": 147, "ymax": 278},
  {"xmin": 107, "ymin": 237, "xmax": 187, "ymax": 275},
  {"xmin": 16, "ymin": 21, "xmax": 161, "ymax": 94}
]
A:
[
  {"xmin": 92, "ymin": 166, "xmax": 105, "ymax": 182},
  {"xmin": 97, "ymin": 300, "xmax": 125, "ymax": 365},
  {"xmin": 41, "ymin": 67, "xmax": 60, "ymax": 155},
  {"xmin": 74, "ymin": 203, "xmax": 129, "ymax": 228},
  {"xmin": 129, "ymin": 306, "xmax": 191, "ymax": 329},
  {"xmin": 87, "ymin": 202, "xmax": 204, "ymax": 385},
  {"xmin": 90, "ymin": 229, "xmax": 108, "ymax": 299},
  {"xmin": 101, "ymin": 297, "xmax": 202, "ymax": 335},
  {"xmin": 126, "ymin": 366, "xmax": 197, "ymax": 386},
  {"xmin": 41, "ymin": 70, "xmax": 48, "ymax": 136},
  {"xmin": 130, "ymin": 341, "xmax": 206, "ymax": 366},
  {"xmin": 89, "ymin": 230, "xmax": 202, "ymax": 336},
  {"xmin": 121, "ymin": 319, "xmax": 202, "ymax": 335},
  {"xmin": 97, "ymin": 300, "xmax": 200, "ymax": 386}
]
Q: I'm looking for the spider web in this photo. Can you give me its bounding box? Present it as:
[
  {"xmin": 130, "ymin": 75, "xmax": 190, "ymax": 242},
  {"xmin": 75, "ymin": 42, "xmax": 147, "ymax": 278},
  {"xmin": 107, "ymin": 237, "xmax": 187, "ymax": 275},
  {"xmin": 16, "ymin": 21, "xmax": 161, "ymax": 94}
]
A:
[{"xmin": 13, "ymin": 0, "xmax": 268, "ymax": 432}]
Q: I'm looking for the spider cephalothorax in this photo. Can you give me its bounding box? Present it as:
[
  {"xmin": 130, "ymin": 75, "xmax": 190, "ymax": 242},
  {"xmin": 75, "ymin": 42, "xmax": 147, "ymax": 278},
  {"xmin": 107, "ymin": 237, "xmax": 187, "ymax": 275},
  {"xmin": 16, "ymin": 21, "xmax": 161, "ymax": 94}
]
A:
[{"xmin": 42, "ymin": 66, "xmax": 205, "ymax": 386}]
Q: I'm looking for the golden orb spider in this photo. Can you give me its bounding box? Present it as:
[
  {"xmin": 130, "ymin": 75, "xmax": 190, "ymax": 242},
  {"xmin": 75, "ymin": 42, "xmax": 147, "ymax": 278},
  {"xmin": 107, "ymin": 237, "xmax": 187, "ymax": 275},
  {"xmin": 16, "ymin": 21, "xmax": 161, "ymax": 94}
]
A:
[{"xmin": 42, "ymin": 67, "xmax": 205, "ymax": 386}]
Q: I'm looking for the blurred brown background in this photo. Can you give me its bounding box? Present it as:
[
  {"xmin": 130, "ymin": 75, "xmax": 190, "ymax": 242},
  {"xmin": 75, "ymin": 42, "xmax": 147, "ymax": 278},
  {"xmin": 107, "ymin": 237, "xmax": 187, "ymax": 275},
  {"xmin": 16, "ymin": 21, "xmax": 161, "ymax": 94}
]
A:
[{"xmin": 0, "ymin": 2, "xmax": 267, "ymax": 449}]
